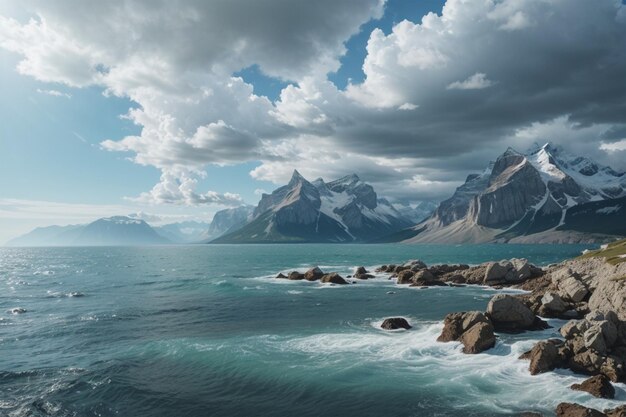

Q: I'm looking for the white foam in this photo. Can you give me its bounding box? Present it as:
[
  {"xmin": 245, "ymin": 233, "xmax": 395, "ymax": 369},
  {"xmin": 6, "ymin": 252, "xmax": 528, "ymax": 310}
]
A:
[{"xmin": 261, "ymin": 321, "xmax": 626, "ymax": 414}]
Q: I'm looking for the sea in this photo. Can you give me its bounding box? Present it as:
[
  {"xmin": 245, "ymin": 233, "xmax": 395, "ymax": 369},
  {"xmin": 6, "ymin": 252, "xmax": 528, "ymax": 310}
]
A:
[{"xmin": 1, "ymin": 244, "xmax": 625, "ymax": 417}]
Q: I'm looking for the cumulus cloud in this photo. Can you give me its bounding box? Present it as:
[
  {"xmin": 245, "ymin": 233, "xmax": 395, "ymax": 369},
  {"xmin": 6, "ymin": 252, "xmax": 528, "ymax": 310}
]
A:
[{"xmin": 2, "ymin": 0, "xmax": 626, "ymax": 204}]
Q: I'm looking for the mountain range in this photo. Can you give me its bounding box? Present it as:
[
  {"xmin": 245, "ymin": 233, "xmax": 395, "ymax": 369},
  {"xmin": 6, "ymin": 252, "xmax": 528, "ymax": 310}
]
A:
[
  {"xmin": 7, "ymin": 216, "xmax": 170, "ymax": 246},
  {"xmin": 7, "ymin": 143, "xmax": 625, "ymax": 246},
  {"xmin": 384, "ymin": 143, "xmax": 626, "ymax": 244},
  {"xmin": 212, "ymin": 171, "xmax": 414, "ymax": 243}
]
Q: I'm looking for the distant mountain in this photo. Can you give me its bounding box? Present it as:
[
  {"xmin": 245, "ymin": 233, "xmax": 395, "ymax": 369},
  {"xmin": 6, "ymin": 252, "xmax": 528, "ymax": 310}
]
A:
[
  {"xmin": 6, "ymin": 224, "xmax": 83, "ymax": 247},
  {"xmin": 154, "ymin": 221, "xmax": 210, "ymax": 243},
  {"xmin": 7, "ymin": 216, "xmax": 170, "ymax": 246},
  {"xmin": 393, "ymin": 201, "xmax": 438, "ymax": 223},
  {"xmin": 199, "ymin": 205, "xmax": 254, "ymax": 242},
  {"xmin": 388, "ymin": 143, "xmax": 626, "ymax": 243},
  {"xmin": 213, "ymin": 171, "xmax": 413, "ymax": 243}
]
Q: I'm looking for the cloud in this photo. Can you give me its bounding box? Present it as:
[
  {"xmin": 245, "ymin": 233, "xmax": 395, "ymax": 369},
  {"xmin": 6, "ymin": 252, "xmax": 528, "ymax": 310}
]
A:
[
  {"xmin": 36, "ymin": 88, "xmax": 71, "ymax": 98},
  {"xmin": 2, "ymin": 0, "xmax": 626, "ymax": 204},
  {"xmin": 601, "ymin": 139, "xmax": 626, "ymax": 152},
  {"xmin": 446, "ymin": 73, "xmax": 494, "ymax": 90}
]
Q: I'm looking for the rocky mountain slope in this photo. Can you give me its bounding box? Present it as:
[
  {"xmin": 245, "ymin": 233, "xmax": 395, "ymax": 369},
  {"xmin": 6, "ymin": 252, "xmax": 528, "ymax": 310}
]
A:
[
  {"xmin": 7, "ymin": 216, "xmax": 170, "ymax": 246},
  {"xmin": 199, "ymin": 205, "xmax": 254, "ymax": 242},
  {"xmin": 213, "ymin": 170, "xmax": 413, "ymax": 243},
  {"xmin": 391, "ymin": 143, "xmax": 626, "ymax": 244},
  {"xmin": 154, "ymin": 221, "xmax": 211, "ymax": 243}
]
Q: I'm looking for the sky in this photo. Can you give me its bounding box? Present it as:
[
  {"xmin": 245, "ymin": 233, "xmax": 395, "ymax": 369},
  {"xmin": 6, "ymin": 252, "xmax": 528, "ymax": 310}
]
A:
[{"xmin": 1, "ymin": 0, "xmax": 626, "ymax": 243}]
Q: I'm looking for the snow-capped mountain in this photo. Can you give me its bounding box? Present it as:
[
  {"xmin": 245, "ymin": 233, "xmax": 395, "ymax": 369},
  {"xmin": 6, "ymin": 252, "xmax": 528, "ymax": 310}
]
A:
[
  {"xmin": 212, "ymin": 170, "xmax": 413, "ymax": 243},
  {"xmin": 7, "ymin": 216, "xmax": 170, "ymax": 246},
  {"xmin": 393, "ymin": 143, "xmax": 626, "ymax": 243},
  {"xmin": 393, "ymin": 201, "xmax": 438, "ymax": 224}
]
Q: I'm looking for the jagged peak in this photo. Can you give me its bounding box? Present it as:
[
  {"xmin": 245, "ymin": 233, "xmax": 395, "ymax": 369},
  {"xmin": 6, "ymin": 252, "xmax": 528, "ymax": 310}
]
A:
[{"xmin": 502, "ymin": 146, "xmax": 523, "ymax": 157}]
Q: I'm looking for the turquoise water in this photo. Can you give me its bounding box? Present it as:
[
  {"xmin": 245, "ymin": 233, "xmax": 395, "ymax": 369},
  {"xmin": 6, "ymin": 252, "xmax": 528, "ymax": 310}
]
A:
[{"xmin": 1, "ymin": 244, "xmax": 624, "ymax": 417}]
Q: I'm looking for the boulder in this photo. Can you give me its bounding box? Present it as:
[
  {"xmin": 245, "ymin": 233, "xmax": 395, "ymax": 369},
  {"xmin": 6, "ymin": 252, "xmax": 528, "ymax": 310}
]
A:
[
  {"xmin": 583, "ymin": 321, "xmax": 618, "ymax": 354},
  {"xmin": 275, "ymin": 273, "xmax": 287, "ymax": 279},
  {"xmin": 561, "ymin": 319, "xmax": 591, "ymax": 339},
  {"xmin": 320, "ymin": 273, "xmax": 348, "ymax": 285},
  {"xmin": 355, "ymin": 266, "xmax": 368, "ymax": 275},
  {"xmin": 404, "ymin": 260, "xmax": 427, "ymax": 271},
  {"xmin": 555, "ymin": 403, "xmax": 606, "ymax": 417},
  {"xmin": 569, "ymin": 350, "xmax": 604, "ymax": 375},
  {"xmin": 288, "ymin": 271, "xmax": 304, "ymax": 280},
  {"xmin": 438, "ymin": 312, "xmax": 465, "ymax": 342},
  {"xmin": 486, "ymin": 294, "xmax": 540, "ymax": 332},
  {"xmin": 601, "ymin": 356, "xmax": 625, "ymax": 382},
  {"xmin": 354, "ymin": 272, "xmax": 374, "ymax": 280},
  {"xmin": 304, "ymin": 266, "xmax": 324, "ymax": 281},
  {"xmin": 571, "ymin": 375, "xmax": 615, "ymax": 399},
  {"xmin": 381, "ymin": 317, "xmax": 412, "ymax": 330},
  {"xmin": 412, "ymin": 269, "xmax": 447, "ymax": 287},
  {"xmin": 512, "ymin": 258, "xmax": 532, "ymax": 281},
  {"xmin": 437, "ymin": 311, "xmax": 494, "ymax": 355},
  {"xmin": 460, "ymin": 321, "xmax": 496, "ymax": 354},
  {"xmin": 375, "ymin": 265, "xmax": 389, "ymax": 272},
  {"xmin": 484, "ymin": 262, "xmax": 510, "ymax": 284},
  {"xmin": 437, "ymin": 311, "xmax": 490, "ymax": 342},
  {"xmin": 396, "ymin": 270, "xmax": 415, "ymax": 284},
  {"xmin": 559, "ymin": 276, "xmax": 589, "ymax": 303},
  {"xmin": 542, "ymin": 292, "xmax": 568, "ymax": 313},
  {"xmin": 462, "ymin": 265, "xmax": 488, "ymax": 285},
  {"xmin": 528, "ymin": 341, "xmax": 559, "ymax": 375}
]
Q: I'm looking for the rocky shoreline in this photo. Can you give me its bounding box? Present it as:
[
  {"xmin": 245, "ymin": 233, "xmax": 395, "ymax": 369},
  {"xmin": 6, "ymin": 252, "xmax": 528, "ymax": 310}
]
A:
[{"xmin": 275, "ymin": 241, "xmax": 626, "ymax": 416}]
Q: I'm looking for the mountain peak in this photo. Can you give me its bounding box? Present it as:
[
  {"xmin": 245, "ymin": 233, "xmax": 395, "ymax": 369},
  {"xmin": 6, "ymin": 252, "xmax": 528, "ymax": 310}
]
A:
[{"xmin": 287, "ymin": 169, "xmax": 307, "ymax": 186}]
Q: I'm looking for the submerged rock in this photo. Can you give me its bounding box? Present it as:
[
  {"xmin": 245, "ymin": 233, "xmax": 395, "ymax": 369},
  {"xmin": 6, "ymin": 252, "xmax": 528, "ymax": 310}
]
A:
[
  {"xmin": 571, "ymin": 375, "xmax": 615, "ymax": 399},
  {"xmin": 9, "ymin": 307, "xmax": 26, "ymax": 314},
  {"xmin": 381, "ymin": 317, "xmax": 412, "ymax": 330}
]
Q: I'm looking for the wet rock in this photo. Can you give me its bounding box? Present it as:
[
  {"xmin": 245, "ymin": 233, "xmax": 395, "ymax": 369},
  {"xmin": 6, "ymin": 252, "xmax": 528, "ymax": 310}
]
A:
[
  {"xmin": 355, "ymin": 266, "xmax": 368, "ymax": 275},
  {"xmin": 288, "ymin": 271, "xmax": 304, "ymax": 280},
  {"xmin": 487, "ymin": 294, "xmax": 545, "ymax": 332},
  {"xmin": 403, "ymin": 260, "xmax": 427, "ymax": 271},
  {"xmin": 375, "ymin": 265, "xmax": 389, "ymax": 273},
  {"xmin": 556, "ymin": 403, "xmax": 606, "ymax": 417},
  {"xmin": 411, "ymin": 269, "xmax": 447, "ymax": 287},
  {"xmin": 460, "ymin": 321, "xmax": 496, "ymax": 354},
  {"xmin": 9, "ymin": 307, "xmax": 26, "ymax": 314},
  {"xmin": 320, "ymin": 273, "xmax": 348, "ymax": 285},
  {"xmin": 437, "ymin": 311, "xmax": 495, "ymax": 353},
  {"xmin": 304, "ymin": 266, "xmax": 324, "ymax": 281},
  {"xmin": 571, "ymin": 375, "xmax": 615, "ymax": 399},
  {"xmin": 381, "ymin": 317, "xmax": 412, "ymax": 330},
  {"xmin": 528, "ymin": 341, "xmax": 559, "ymax": 375},
  {"xmin": 396, "ymin": 270, "xmax": 415, "ymax": 284},
  {"xmin": 276, "ymin": 273, "xmax": 287, "ymax": 279}
]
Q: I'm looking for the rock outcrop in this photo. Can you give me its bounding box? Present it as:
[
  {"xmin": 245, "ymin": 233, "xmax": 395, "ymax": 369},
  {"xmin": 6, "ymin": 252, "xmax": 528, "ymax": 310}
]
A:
[{"xmin": 571, "ymin": 375, "xmax": 615, "ymax": 399}]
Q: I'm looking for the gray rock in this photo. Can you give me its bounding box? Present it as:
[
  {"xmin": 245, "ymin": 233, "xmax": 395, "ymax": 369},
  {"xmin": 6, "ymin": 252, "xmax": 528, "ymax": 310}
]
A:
[
  {"xmin": 559, "ymin": 277, "xmax": 589, "ymax": 303},
  {"xmin": 484, "ymin": 262, "xmax": 510, "ymax": 283},
  {"xmin": 460, "ymin": 321, "xmax": 496, "ymax": 354},
  {"xmin": 542, "ymin": 292, "xmax": 568, "ymax": 313},
  {"xmin": 304, "ymin": 266, "xmax": 324, "ymax": 281},
  {"xmin": 487, "ymin": 294, "xmax": 536, "ymax": 331}
]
